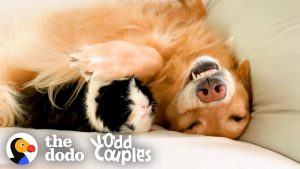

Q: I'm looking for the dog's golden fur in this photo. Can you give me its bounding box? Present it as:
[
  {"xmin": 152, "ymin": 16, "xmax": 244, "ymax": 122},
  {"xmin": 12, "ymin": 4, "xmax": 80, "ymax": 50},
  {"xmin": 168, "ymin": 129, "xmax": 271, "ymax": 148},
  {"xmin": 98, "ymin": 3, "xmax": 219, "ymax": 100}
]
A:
[{"xmin": 0, "ymin": 0, "xmax": 251, "ymax": 139}]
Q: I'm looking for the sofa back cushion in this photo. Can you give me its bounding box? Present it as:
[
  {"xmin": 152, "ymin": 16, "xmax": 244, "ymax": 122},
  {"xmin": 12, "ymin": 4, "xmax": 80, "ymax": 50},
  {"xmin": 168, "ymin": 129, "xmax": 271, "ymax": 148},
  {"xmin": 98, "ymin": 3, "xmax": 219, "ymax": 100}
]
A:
[{"xmin": 206, "ymin": 0, "xmax": 300, "ymax": 162}]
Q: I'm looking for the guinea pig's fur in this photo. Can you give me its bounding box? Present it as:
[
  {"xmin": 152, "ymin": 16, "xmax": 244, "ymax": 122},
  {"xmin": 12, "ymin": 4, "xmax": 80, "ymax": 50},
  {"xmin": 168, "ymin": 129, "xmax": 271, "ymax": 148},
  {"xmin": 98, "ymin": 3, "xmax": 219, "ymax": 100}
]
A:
[{"xmin": 19, "ymin": 77, "xmax": 155, "ymax": 133}]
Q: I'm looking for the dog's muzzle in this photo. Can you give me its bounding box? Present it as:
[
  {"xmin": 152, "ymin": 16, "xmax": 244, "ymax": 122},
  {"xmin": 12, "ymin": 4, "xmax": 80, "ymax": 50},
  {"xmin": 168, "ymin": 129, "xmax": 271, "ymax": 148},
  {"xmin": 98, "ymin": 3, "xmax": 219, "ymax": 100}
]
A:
[{"xmin": 189, "ymin": 56, "xmax": 227, "ymax": 103}]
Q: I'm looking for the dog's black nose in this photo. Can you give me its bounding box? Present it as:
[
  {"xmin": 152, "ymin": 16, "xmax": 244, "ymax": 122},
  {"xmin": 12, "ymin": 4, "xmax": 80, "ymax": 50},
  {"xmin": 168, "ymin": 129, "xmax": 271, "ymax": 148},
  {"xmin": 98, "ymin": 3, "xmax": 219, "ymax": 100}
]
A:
[{"xmin": 197, "ymin": 79, "xmax": 226, "ymax": 103}]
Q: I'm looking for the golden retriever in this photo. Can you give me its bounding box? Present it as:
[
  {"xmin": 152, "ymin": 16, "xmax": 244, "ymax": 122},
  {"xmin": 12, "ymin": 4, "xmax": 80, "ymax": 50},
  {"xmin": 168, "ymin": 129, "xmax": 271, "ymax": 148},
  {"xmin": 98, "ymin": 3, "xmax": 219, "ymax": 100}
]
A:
[{"xmin": 0, "ymin": 0, "xmax": 251, "ymax": 139}]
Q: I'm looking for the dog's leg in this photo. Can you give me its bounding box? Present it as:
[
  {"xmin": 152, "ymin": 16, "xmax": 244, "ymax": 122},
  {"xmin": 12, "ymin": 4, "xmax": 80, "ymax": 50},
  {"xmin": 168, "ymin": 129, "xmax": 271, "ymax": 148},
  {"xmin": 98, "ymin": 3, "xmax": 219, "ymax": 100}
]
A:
[
  {"xmin": 0, "ymin": 67, "xmax": 34, "ymax": 127},
  {"xmin": 0, "ymin": 84, "xmax": 23, "ymax": 127},
  {"xmin": 70, "ymin": 41, "xmax": 163, "ymax": 83}
]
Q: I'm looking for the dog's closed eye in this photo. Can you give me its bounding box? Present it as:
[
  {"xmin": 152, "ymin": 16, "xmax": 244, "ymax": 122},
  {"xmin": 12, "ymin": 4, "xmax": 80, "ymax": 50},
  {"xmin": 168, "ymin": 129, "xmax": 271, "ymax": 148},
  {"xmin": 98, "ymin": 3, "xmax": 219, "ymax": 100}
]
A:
[
  {"xmin": 229, "ymin": 115, "xmax": 245, "ymax": 122},
  {"xmin": 186, "ymin": 121, "xmax": 201, "ymax": 130}
]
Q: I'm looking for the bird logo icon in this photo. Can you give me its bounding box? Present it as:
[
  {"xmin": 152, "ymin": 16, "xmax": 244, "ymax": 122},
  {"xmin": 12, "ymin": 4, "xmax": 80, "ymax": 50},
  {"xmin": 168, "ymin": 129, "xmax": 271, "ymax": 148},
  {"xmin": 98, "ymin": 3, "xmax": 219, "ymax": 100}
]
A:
[{"xmin": 6, "ymin": 133, "xmax": 38, "ymax": 165}]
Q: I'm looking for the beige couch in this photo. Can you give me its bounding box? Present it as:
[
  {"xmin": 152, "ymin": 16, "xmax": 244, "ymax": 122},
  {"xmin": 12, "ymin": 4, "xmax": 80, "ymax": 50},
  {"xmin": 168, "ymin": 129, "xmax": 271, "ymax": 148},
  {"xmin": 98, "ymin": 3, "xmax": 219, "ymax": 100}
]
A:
[{"xmin": 206, "ymin": 0, "xmax": 300, "ymax": 163}]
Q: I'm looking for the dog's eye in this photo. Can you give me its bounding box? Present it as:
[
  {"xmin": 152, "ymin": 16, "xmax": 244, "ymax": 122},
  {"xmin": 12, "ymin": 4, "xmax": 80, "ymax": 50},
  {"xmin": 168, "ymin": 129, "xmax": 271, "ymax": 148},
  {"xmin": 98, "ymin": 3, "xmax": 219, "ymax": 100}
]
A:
[
  {"xmin": 229, "ymin": 115, "xmax": 245, "ymax": 122},
  {"xmin": 187, "ymin": 121, "xmax": 201, "ymax": 130}
]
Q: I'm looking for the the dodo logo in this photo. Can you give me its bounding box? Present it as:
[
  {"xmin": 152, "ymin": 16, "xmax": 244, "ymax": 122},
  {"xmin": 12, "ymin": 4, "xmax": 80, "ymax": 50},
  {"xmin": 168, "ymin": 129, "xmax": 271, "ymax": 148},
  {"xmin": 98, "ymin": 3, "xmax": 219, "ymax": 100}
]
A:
[{"xmin": 6, "ymin": 133, "xmax": 38, "ymax": 165}]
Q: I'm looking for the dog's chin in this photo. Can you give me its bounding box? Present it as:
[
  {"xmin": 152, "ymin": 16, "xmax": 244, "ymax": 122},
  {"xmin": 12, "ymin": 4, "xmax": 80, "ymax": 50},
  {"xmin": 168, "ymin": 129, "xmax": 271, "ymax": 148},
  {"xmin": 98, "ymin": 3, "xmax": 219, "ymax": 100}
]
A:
[{"xmin": 175, "ymin": 56, "xmax": 235, "ymax": 114}]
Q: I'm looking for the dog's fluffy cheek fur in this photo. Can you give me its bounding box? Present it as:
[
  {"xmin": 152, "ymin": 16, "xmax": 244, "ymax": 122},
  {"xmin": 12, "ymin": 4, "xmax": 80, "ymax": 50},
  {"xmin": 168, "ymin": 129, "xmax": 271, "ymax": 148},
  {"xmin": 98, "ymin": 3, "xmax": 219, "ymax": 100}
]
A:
[
  {"xmin": 151, "ymin": 60, "xmax": 188, "ymax": 125},
  {"xmin": 151, "ymin": 82, "xmax": 181, "ymax": 126}
]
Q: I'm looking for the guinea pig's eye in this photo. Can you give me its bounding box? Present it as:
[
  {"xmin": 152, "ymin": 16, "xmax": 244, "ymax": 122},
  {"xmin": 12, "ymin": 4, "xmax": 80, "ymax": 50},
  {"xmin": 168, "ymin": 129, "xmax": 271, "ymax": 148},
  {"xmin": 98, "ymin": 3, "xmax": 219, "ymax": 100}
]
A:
[
  {"xmin": 186, "ymin": 121, "xmax": 201, "ymax": 130},
  {"xmin": 124, "ymin": 124, "xmax": 135, "ymax": 131},
  {"xmin": 229, "ymin": 115, "xmax": 245, "ymax": 122}
]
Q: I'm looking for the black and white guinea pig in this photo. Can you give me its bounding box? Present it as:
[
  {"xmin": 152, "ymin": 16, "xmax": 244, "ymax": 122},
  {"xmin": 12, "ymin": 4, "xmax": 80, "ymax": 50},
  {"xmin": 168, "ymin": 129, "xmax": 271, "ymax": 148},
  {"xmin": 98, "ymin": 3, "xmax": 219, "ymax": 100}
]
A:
[{"xmin": 19, "ymin": 77, "xmax": 156, "ymax": 133}]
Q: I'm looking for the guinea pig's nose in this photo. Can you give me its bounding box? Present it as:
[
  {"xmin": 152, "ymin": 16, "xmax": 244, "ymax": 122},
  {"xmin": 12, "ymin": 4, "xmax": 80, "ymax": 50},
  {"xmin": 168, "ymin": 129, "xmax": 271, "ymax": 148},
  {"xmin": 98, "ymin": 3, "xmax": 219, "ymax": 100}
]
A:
[{"xmin": 197, "ymin": 79, "xmax": 226, "ymax": 103}]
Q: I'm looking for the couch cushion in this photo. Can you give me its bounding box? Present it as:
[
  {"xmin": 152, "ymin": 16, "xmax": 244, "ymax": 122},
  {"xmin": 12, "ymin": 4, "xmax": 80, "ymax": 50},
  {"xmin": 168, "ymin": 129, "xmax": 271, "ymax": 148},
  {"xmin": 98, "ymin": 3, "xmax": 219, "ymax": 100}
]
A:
[
  {"xmin": 0, "ymin": 128, "xmax": 299, "ymax": 168},
  {"xmin": 206, "ymin": 0, "xmax": 300, "ymax": 162}
]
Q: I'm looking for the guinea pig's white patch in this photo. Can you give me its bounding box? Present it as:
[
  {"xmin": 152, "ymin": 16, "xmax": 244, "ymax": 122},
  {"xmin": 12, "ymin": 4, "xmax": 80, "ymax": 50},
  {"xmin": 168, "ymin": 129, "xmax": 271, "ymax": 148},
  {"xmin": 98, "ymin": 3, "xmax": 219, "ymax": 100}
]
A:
[
  {"xmin": 125, "ymin": 79, "xmax": 154, "ymax": 133},
  {"xmin": 85, "ymin": 80, "xmax": 110, "ymax": 132}
]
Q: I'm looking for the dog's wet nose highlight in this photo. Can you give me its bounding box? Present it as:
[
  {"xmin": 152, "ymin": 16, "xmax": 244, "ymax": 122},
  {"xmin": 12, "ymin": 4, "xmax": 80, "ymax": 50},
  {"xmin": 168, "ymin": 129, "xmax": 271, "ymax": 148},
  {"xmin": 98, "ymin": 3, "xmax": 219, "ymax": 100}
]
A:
[{"xmin": 197, "ymin": 79, "xmax": 226, "ymax": 103}]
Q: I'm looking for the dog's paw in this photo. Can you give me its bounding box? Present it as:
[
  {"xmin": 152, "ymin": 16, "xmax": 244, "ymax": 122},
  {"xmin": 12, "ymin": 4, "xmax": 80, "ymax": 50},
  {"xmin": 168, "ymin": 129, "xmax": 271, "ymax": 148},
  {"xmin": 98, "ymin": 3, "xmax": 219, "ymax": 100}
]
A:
[
  {"xmin": 69, "ymin": 45, "xmax": 122, "ymax": 82},
  {"xmin": 69, "ymin": 41, "xmax": 162, "ymax": 82},
  {"xmin": 69, "ymin": 52, "xmax": 93, "ymax": 81}
]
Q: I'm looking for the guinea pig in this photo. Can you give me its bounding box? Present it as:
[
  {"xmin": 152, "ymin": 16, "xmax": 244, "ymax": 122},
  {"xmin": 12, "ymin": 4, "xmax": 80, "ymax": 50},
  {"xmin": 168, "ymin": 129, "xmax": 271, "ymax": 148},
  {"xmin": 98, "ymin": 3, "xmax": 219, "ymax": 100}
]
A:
[{"xmin": 19, "ymin": 77, "xmax": 156, "ymax": 133}]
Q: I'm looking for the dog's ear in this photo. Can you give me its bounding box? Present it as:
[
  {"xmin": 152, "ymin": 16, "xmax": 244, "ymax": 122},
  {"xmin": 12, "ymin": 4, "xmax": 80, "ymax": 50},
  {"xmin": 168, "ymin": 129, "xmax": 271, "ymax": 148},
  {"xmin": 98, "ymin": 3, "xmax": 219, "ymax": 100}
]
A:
[
  {"xmin": 236, "ymin": 60, "xmax": 252, "ymax": 108},
  {"xmin": 178, "ymin": 0, "xmax": 206, "ymax": 17},
  {"xmin": 225, "ymin": 36, "xmax": 234, "ymax": 51}
]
